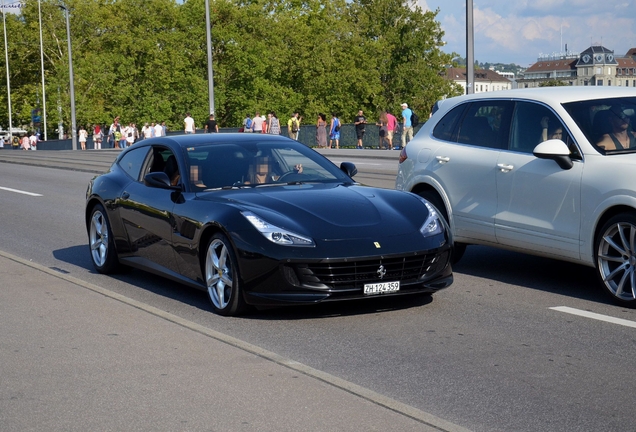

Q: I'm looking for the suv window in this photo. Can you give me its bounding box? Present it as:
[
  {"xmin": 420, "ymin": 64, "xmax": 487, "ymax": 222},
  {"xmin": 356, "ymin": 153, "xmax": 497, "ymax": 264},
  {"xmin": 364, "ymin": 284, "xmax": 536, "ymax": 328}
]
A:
[
  {"xmin": 510, "ymin": 102, "xmax": 578, "ymax": 157},
  {"xmin": 432, "ymin": 103, "xmax": 467, "ymax": 142},
  {"xmin": 456, "ymin": 101, "xmax": 513, "ymax": 149},
  {"xmin": 563, "ymin": 97, "xmax": 636, "ymax": 153}
]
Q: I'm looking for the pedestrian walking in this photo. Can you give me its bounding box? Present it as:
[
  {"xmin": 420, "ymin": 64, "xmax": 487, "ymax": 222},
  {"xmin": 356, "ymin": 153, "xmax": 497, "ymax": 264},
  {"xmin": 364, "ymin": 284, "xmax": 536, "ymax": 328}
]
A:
[
  {"xmin": 400, "ymin": 103, "xmax": 414, "ymax": 148},
  {"xmin": 204, "ymin": 113, "xmax": 219, "ymax": 133},
  {"xmin": 268, "ymin": 112, "xmax": 281, "ymax": 135},
  {"xmin": 329, "ymin": 113, "xmax": 340, "ymax": 149},
  {"xmin": 184, "ymin": 112, "xmax": 196, "ymax": 134},
  {"xmin": 316, "ymin": 113, "xmax": 327, "ymax": 148},
  {"xmin": 354, "ymin": 110, "xmax": 367, "ymax": 149},
  {"xmin": 79, "ymin": 126, "xmax": 88, "ymax": 150}
]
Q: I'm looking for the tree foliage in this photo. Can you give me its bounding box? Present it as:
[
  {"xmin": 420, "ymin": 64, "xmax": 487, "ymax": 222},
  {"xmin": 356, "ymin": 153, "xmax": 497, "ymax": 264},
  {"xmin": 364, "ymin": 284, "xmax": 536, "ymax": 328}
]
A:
[{"xmin": 0, "ymin": 0, "xmax": 461, "ymax": 135}]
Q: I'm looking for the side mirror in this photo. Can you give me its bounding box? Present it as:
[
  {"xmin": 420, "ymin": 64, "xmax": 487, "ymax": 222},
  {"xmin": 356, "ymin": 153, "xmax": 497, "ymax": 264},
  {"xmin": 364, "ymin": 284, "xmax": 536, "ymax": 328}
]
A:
[
  {"xmin": 340, "ymin": 162, "xmax": 358, "ymax": 177},
  {"xmin": 144, "ymin": 172, "xmax": 181, "ymax": 190},
  {"xmin": 533, "ymin": 139, "xmax": 573, "ymax": 170}
]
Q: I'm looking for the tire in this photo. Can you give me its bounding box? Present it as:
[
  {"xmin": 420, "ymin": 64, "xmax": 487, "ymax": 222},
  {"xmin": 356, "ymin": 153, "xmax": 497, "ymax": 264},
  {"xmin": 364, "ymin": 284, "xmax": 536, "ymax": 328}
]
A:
[
  {"xmin": 204, "ymin": 233, "xmax": 247, "ymax": 316},
  {"xmin": 595, "ymin": 213, "xmax": 636, "ymax": 307},
  {"xmin": 88, "ymin": 204, "xmax": 120, "ymax": 274},
  {"xmin": 417, "ymin": 190, "xmax": 466, "ymax": 265}
]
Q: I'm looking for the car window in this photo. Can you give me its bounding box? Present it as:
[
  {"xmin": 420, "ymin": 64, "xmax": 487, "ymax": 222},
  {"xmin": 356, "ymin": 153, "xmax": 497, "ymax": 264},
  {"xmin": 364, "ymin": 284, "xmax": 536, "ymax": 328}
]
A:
[
  {"xmin": 143, "ymin": 147, "xmax": 181, "ymax": 186},
  {"xmin": 510, "ymin": 102, "xmax": 578, "ymax": 157},
  {"xmin": 563, "ymin": 97, "xmax": 636, "ymax": 153},
  {"xmin": 456, "ymin": 100, "xmax": 513, "ymax": 149},
  {"xmin": 118, "ymin": 146, "xmax": 150, "ymax": 181},
  {"xmin": 432, "ymin": 103, "xmax": 467, "ymax": 142},
  {"xmin": 186, "ymin": 141, "xmax": 350, "ymax": 190}
]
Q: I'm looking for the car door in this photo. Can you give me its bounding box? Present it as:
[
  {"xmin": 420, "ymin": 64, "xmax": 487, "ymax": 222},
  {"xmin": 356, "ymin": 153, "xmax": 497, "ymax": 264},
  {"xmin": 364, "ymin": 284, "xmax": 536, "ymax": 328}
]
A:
[
  {"xmin": 432, "ymin": 100, "xmax": 513, "ymax": 243},
  {"xmin": 495, "ymin": 101, "xmax": 583, "ymax": 259},
  {"xmin": 118, "ymin": 146, "xmax": 182, "ymax": 274}
]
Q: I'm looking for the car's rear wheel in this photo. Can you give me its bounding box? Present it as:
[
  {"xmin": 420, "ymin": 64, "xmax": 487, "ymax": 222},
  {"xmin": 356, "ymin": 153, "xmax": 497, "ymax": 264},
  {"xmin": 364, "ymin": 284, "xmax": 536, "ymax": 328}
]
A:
[
  {"xmin": 595, "ymin": 213, "xmax": 636, "ymax": 307},
  {"xmin": 205, "ymin": 233, "xmax": 247, "ymax": 316},
  {"xmin": 417, "ymin": 190, "xmax": 466, "ymax": 264},
  {"xmin": 88, "ymin": 204, "xmax": 120, "ymax": 274}
]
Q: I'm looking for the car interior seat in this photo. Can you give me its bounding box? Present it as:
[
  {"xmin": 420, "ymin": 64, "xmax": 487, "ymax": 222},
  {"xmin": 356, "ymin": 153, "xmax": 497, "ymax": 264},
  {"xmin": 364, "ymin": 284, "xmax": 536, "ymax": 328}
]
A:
[{"xmin": 164, "ymin": 155, "xmax": 180, "ymax": 186}]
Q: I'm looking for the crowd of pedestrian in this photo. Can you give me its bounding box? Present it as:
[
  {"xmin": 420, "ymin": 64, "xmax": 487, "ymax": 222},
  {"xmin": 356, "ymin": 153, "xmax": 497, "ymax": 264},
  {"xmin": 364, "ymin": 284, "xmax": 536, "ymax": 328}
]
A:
[
  {"xmin": 239, "ymin": 104, "xmax": 413, "ymax": 150},
  {"xmin": 5, "ymin": 104, "xmax": 417, "ymax": 151}
]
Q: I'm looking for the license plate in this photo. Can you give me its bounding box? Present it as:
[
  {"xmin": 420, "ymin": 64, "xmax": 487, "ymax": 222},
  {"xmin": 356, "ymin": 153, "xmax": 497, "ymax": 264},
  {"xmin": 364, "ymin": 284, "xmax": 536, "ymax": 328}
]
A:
[{"xmin": 363, "ymin": 281, "xmax": 400, "ymax": 295}]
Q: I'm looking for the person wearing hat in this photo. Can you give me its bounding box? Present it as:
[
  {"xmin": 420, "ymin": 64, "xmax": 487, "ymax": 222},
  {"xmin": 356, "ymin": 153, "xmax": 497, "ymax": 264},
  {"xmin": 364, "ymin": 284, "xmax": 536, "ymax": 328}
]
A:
[{"xmin": 401, "ymin": 103, "xmax": 413, "ymax": 148}]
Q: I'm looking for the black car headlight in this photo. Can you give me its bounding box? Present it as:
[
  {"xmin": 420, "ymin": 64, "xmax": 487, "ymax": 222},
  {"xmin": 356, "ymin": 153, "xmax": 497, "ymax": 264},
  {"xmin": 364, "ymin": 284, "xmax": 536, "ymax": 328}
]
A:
[
  {"xmin": 420, "ymin": 201, "xmax": 444, "ymax": 237},
  {"xmin": 242, "ymin": 211, "xmax": 315, "ymax": 247}
]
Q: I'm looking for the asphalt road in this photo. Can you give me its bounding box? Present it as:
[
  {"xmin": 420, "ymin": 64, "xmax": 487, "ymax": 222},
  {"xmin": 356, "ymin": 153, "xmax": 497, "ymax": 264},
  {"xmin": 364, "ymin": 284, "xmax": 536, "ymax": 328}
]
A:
[{"xmin": 1, "ymin": 149, "xmax": 635, "ymax": 431}]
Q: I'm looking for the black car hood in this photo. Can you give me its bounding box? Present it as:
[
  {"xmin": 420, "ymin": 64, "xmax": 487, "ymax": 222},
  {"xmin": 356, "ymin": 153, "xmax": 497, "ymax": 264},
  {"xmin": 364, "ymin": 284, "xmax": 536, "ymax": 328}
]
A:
[{"xmin": 197, "ymin": 183, "xmax": 426, "ymax": 241}]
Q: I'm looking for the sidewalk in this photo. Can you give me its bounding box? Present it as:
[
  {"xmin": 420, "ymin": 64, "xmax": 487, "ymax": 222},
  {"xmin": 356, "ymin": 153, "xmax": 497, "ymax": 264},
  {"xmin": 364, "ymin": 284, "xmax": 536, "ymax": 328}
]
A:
[{"xmin": 0, "ymin": 251, "xmax": 468, "ymax": 432}]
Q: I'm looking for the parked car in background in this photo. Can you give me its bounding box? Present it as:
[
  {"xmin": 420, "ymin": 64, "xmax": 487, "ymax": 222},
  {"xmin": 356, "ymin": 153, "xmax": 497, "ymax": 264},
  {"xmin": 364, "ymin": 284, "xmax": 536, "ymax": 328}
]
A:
[
  {"xmin": 396, "ymin": 87, "xmax": 636, "ymax": 306},
  {"xmin": 86, "ymin": 134, "xmax": 453, "ymax": 316}
]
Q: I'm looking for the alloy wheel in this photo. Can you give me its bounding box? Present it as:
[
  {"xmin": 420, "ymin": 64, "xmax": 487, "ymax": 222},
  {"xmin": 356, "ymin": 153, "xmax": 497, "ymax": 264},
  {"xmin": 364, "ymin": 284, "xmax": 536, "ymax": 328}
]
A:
[{"xmin": 597, "ymin": 219, "xmax": 636, "ymax": 302}]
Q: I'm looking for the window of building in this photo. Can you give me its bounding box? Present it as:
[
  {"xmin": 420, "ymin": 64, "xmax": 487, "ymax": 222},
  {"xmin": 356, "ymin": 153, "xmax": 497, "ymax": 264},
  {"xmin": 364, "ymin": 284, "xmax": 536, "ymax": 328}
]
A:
[{"xmin": 598, "ymin": 80, "xmax": 604, "ymax": 86}]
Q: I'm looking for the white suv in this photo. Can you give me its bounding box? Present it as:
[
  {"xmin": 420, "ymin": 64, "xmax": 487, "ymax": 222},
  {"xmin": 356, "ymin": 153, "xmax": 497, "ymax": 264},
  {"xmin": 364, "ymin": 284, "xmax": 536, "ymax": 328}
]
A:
[{"xmin": 396, "ymin": 87, "xmax": 636, "ymax": 306}]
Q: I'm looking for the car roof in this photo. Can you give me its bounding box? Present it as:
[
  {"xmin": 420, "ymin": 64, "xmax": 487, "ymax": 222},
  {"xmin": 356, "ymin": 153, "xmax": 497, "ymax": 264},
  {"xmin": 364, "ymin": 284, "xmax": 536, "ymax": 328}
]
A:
[
  {"xmin": 133, "ymin": 133, "xmax": 294, "ymax": 150},
  {"xmin": 442, "ymin": 86, "xmax": 636, "ymax": 106}
]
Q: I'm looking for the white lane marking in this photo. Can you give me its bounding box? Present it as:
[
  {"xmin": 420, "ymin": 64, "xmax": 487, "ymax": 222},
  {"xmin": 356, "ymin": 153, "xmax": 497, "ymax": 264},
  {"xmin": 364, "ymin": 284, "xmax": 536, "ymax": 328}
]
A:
[
  {"xmin": 550, "ymin": 306, "xmax": 636, "ymax": 329},
  {"xmin": 0, "ymin": 186, "xmax": 43, "ymax": 197}
]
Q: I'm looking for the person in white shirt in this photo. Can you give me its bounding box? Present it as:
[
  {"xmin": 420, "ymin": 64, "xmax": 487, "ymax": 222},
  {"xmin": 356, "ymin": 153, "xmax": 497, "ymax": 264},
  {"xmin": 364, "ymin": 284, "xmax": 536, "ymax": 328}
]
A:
[
  {"xmin": 141, "ymin": 123, "xmax": 151, "ymax": 140},
  {"xmin": 251, "ymin": 111, "xmax": 264, "ymax": 133},
  {"xmin": 125, "ymin": 123, "xmax": 136, "ymax": 147},
  {"xmin": 154, "ymin": 122, "xmax": 163, "ymax": 137},
  {"xmin": 29, "ymin": 133, "xmax": 38, "ymax": 150},
  {"xmin": 79, "ymin": 126, "xmax": 88, "ymax": 150},
  {"xmin": 184, "ymin": 112, "xmax": 195, "ymax": 134}
]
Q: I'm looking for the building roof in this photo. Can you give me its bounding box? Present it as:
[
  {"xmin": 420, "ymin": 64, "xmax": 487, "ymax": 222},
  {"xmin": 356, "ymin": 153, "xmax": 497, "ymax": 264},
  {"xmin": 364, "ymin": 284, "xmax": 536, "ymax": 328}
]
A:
[
  {"xmin": 576, "ymin": 45, "xmax": 618, "ymax": 66},
  {"xmin": 445, "ymin": 67, "xmax": 511, "ymax": 83},
  {"xmin": 626, "ymin": 48, "xmax": 636, "ymax": 57},
  {"xmin": 617, "ymin": 57, "xmax": 636, "ymax": 67},
  {"xmin": 524, "ymin": 59, "xmax": 577, "ymax": 73}
]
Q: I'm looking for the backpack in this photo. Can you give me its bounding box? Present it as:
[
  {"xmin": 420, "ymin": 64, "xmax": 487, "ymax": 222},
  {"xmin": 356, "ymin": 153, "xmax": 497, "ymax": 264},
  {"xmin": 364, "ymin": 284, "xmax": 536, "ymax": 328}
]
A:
[
  {"xmin": 291, "ymin": 118, "xmax": 299, "ymax": 133},
  {"xmin": 411, "ymin": 112, "xmax": 419, "ymax": 128},
  {"xmin": 245, "ymin": 118, "xmax": 252, "ymax": 129},
  {"xmin": 334, "ymin": 119, "xmax": 341, "ymax": 132}
]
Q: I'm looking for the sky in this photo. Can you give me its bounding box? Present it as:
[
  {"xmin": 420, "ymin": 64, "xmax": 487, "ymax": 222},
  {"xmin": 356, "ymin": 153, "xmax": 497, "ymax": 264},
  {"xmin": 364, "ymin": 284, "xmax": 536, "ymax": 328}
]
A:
[{"xmin": 418, "ymin": 0, "xmax": 636, "ymax": 67}]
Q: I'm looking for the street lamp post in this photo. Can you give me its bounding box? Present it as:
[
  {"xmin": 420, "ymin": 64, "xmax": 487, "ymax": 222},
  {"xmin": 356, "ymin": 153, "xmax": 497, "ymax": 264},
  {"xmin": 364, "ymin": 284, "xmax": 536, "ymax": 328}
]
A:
[
  {"xmin": 205, "ymin": 0, "xmax": 214, "ymax": 115},
  {"xmin": 1, "ymin": 0, "xmax": 13, "ymax": 142},
  {"xmin": 60, "ymin": 4, "xmax": 76, "ymax": 150},
  {"xmin": 38, "ymin": 0, "xmax": 47, "ymax": 140},
  {"xmin": 466, "ymin": 0, "xmax": 475, "ymax": 94}
]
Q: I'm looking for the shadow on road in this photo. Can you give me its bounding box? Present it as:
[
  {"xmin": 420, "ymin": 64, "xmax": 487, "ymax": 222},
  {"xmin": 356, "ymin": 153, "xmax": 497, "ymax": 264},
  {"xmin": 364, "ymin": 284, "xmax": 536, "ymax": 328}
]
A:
[
  {"xmin": 453, "ymin": 244, "xmax": 613, "ymax": 306},
  {"xmin": 52, "ymin": 244, "xmax": 436, "ymax": 319}
]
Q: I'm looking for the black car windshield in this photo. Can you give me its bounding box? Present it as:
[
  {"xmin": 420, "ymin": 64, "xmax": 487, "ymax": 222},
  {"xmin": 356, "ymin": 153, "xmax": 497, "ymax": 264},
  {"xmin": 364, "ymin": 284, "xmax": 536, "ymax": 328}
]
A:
[
  {"xmin": 183, "ymin": 141, "xmax": 352, "ymax": 191},
  {"xmin": 563, "ymin": 97, "xmax": 636, "ymax": 154}
]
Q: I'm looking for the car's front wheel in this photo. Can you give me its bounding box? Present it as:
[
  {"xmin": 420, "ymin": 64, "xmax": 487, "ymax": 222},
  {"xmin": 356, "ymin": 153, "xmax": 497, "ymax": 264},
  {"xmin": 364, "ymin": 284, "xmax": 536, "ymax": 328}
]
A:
[
  {"xmin": 204, "ymin": 233, "xmax": 247, "ymax": 316},
  {"xmin": 596, "ymin": 213, "xmax": 636, "ymax": 307},
  {"xmin": 88, "ymin": 204, "xmax": 120, "ymax": 274}
]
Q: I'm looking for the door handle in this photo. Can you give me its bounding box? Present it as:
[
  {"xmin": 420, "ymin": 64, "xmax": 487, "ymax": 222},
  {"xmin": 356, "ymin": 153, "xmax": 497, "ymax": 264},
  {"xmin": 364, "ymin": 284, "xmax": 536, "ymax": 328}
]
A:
[
  {"xmin": 121, "ymin": 192, "xmax": 130, "ymax": 199},
  {"xmin": 436, "ymin": 156, "xmax": 450, "ymax": 164},
  {"xmin": 497, "ymin": 163, "xmax": 514, "ymax": 172}
]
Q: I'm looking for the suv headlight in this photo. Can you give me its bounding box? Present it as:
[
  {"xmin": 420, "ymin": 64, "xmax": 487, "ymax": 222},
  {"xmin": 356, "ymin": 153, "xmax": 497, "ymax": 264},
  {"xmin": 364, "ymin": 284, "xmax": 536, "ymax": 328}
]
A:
[{"xmin": 242, "ymin": 211, "xmax": 315, "ymax": 247}]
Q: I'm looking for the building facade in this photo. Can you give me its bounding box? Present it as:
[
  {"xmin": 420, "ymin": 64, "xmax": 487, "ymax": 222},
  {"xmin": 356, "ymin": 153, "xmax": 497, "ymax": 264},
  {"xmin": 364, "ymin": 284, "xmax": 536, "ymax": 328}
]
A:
[
  {"xmin": 445, "ymin": 67, "xmax": 513, "ymax": 94},
  {"xmin": 518, "ymin": 45, "xmax": 636, "ymax": 88}
]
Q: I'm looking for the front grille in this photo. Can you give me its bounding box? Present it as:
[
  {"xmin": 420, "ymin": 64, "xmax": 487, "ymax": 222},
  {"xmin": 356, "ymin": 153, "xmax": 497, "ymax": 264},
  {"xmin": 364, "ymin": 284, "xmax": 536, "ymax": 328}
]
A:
[{"xmin": 288, "ymin": 253, "xmax": 446, "ymax": 290}]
